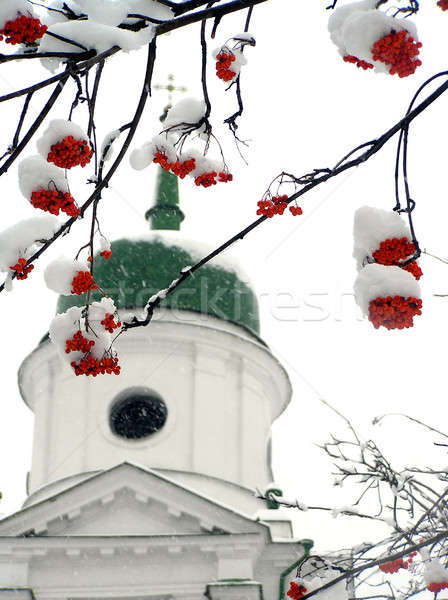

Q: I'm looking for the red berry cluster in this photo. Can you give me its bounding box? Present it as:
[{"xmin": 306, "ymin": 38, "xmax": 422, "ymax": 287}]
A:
[
  {"xmin": 100, "ymin": 249, "xmax": 112, "ymax": 259},
  {"xmin": 71, "ymin": 271, "xmax": 98, "ymax": 295},
  {"xmin": 153, "ymin": 151, "xmax": 196, "ymax": 179},
  {"xmin": 290, "ymin": 205, "xmax": 303, "ymax": 216},
  {"xmin": 216, "ymin": 52, "xmax": 237, "ymax": 82},
  {"xmin": 47, "ymin": 136, "xmax": 93, "ymax": 169},
  {"xmin": 101, "ymin": 313, "xmax": 122, "ymax": 333},
  {"xmin": 373, "ymin": 237, "xmax": 422, "ymax": 280},
  {"xmin": 256, "ymin": 195, "xmax": 303, "ymax": 218},
  {"xmin": 379, "ymin": 558, "xmax": 409, "ymax": 574},
  {"xmin": 438, "ymin": 0, "xmax": 448, "ymax": 10},
  {"xmin": 428, "ymin": 582, "xmax": 448, "ymax": 594},
  {"xmin": 9, "ymin": 257, "xmax": 33, "ymax": 280},
  {"xmin": 371, "ymin": 30, "xmax": 422, "ymax": 78},
  {"xmin": 287, "ymin": 582, "xmax": 308, "ymax": 600},
  {"xmin": 31, "ymin": 188, "xmax": 80, "ymax": 218},
  {"xmin": 343, "ymin": 55, "xmax": 374, "ymax": 70},
  {"xmin": 0, "ymin": 15, "xmax": 47, "ymax": 45},
  {"xmin": 369, "ymin": 295, "xmax": 422, "ymax": 330},
  {"xmin": 71, "ymin": 354, "xmax": 120, "ymax": 377},
  {"xmin": 65, "ymin": 330, "xmax": 95, "ymax": 354},
  {"xmin": 194, "ymin": 171, "xmax": 233, "ymax": 187}
]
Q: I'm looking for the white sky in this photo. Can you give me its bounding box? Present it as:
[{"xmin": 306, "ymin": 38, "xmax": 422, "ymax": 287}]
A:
[{"xmin": 1, "ymin": 0, "xmax": 448, "ymax": 553}]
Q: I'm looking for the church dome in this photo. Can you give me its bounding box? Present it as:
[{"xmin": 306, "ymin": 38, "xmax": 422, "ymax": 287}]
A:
[{"xmin": 56, "ymin": 231, "xmax": 261, "ymax": 337}]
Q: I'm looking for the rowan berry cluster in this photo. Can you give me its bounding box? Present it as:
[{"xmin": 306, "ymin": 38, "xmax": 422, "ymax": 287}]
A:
[
  {"xmin": 194, "ymin": 171, "xmax": 233, "ymax": 187},
  {"xmin": 256, "ymin": 195, "xmax": 303, "ymax": 218},
  {"xmin": 373, "ymin": 237, "xmax": 423, "ymax": 280},
  {"xmin": 215, "ymin": 51, "xmax": 237, "ymax": 82},
  {"xmin": 71, "ymin": 271, "xmax": 98, "ymax": 295},
  {"xmin": 47, "ymin": 136, "xmax": 93, "ymax": 169},
  {"xmin": 65, "ymin": 330, "xmax": 95, "ymax": 354},
  {"xmin": 372, "ymin": 30, "xmax": 422, "ymax": 78},
  {"xmin": 428, "ymin": 582, "xmax": 448, "ymax": 594},
  {"xmin": 287, "ymin": 582, "xmax": 308, "ymax": 600},
  {"xmin": 101, "ymin": 313, "xmax": 122, "ymax": 333},
  {"xmin": 9, "ymin": 258, "xmax": 34, "ymax": 280},
  {"xmin": 343, "ymin": 55, "xmax": 373, "ymax": 70},
  {"xmin": 438, "ymin": 0, "xmax": 448, "ymax": 10},
  {"xmin": 71, "ymin": 354, "xmax": 121, "ymax": 377},
  {"xmin": 379, "ymin": 558, "xmax": 409, "ymax": 573},
  {"xmin": 153, "ymin": 151, "xmax": 196, "ymax": 179},
  {"xmin": 368, "ymin": 295, "xmax": 422, "ymax": 330},
  {"xmin": 30, "ymin": 188, "xmax": 80, "ymax": 218},
  {"xmin": 100, "ymin": 249, "xmax": 112, "ymax": 259},
  {"xmin": 0, "ymin": 15, "xmax": 47, "ymax": 45}
]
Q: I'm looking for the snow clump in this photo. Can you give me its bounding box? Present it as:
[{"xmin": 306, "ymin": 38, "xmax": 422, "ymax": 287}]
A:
[{"xmin": 18, "ymin": 155, "xmax": 69, "ymax": 200}]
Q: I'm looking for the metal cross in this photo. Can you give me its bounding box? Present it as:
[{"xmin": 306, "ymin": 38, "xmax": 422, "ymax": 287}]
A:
[{"xmin": 153, "ymin": 74, "xmax": 187, "ymax": 120}]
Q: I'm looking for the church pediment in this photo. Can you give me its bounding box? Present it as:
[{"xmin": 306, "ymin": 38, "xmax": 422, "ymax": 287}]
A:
[{"xmin": 0, "ymin": 463, "xmax": 268, "ymax": 538}]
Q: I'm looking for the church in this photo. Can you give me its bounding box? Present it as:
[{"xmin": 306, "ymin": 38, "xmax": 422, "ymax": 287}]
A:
[{"xmin": 0, "ymin": 149, "xmax": 313, "ymax": 599}]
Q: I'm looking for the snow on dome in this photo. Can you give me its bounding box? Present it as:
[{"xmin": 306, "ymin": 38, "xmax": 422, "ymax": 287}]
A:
[
  {"xmin": 44, "ymin": 256, "xmax": 90, "ymax": 295},
  {"xmin": 130, "ymin": 134, "xmax": 177, "ymax": 170},
  {"xmin": 0, "ymin": 215, "xmax": 60, "ymax": 272},
  {"xmin": 354, "ymin": 263, "xmax": 420, "ymax": 316},
  {"xmin": 76, "ymin": 0, "xmax": 130, "ymax": 26},
  {"xmin": 18, "ymin": 155, "xmax": 68, "ymax": 199},
  {"xmin": 0, "ymin": 0, "xmax": 35, "ymax": 26},
  {"xmin": 126, "ymin": 230, "xmax": 254, "ymax": 288},
  {"xmin": 163, "ymin": 98, "xmax": 207, "ymax": 132},
  {"xmin": 353, "ymin": 206, "xmax": 410, "ymax": 269},
  {"xmin": 36, "ymin": 119, "xmax": 88, "ymax": 157},
  {"xmin": 39, "ymin": 20, "xmax": 155, "ymax": 72}
]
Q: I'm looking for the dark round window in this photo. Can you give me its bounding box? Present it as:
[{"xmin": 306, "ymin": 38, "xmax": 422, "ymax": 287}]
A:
[{"xmin": 109, "ymin": 387, "xmax": 167, "ymax": 440}]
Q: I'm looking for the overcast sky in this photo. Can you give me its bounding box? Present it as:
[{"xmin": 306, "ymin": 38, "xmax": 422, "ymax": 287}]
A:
[{"xmin": 1, "ymin": 0, "xmax": 448, "ymax": 552}]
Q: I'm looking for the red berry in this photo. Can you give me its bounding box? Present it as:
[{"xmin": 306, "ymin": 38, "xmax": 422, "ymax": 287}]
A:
[
  {"xmin": 371, "ymin": 29, "xmax": 422, "ymax": 78},
  {"xmin": 373, "ymin": 237, "xmax": 422, "ymax": 280},
  {"xmin": 287, "ymin": 582, "xmax": 308, "ymax": 600},
  {"xmin": 369, "ymin": 296, "xmax": 422, "ymax": 330},
  {"xmin": 343, "ymin": 55, "xmax": 374, "ymax": 70},
  {"xmin": 100, "ymin": 249, "xmax": 112, "ymax": 260},
  {"xmin": 9, "ymin": 257, "xmax": 34, "ymax": 280},
  {"xmin": 438, "ymin": 0, "xmax": 448, "ymax": 10},
  {"xmin": 47, "ymin": 136, "xmax": 93, "ymax": 169},
  {"xmin": 101, "ymin": 313, "xmax": 122, "ymax": 333},
  {"xmin": 0, "ymin": 14, "xmax": 47, "ymax": 45},
  {"xmin": 71, "ymin": 271, "xmax": 98, "ymax": 295},
  {"xmin": 30, "ymin": 188, "xmax": 80, "ymax": 218}
]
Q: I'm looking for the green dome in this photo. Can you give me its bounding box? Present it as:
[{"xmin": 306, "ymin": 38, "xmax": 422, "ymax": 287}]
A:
[{"xmin": 57, "ymin": 233, "xmax": 260, "ymax": 337}]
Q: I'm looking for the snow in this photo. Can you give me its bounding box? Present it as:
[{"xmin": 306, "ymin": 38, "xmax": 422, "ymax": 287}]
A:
[
  {"xmin": 182, "ymin": 148, "xmax": 224, "ymax": 178},
  {"xmin": 423, "ymin": 559, "xmax": 448, "ymax": 584},
  {"xmin": 163, "ymin": 98, "xmax": 207, "ymax": 132},
  {"xmin": 0, "ymin": 0, "xmax": 35, "ymax": 26},
  {"xmin": 0, "ymin": 215, "xmax": 60, "ymax": 272},
  {"xmin": 329, "ymin": 1, "xmax": 418, "ymax": 73},
  {"xmin": 232, "ymin": 32, "xmax": 256, "ymax": 44},
  {"xmin": 122, "ymin": 230, "xmax": 254, "ymax": 287},
  {"xmin": 125, "ymin": 0, "xmax": 173, "ymax": 23},
  {"xmin": 44, "ymin": 256, "xmax": 89, "ymax": 295},
  {"xmin": 36, "ymin": 119, "xmax": 88, "ymax": 158},
  {"xmin": 76, "ymin": 0, "xmax": 130, "ymax": 26},
  {"xmin": 100, "ymin": 129, "xmax": 121, "ymax": 163},
  {"xmin": 354, "ymin": 263, "xmax": 421, "ymax": 316},
  {"xmin": 18, "ymin": 155, "xmax": 68, "ymax": 199},
  {"xmin": 291, "ymin": 570, "xmax": 347, "ymax": 600},
  {"xmin": 130, "ymin": 134, "xmax": 177, "ymax": 170},
  {"xmin": 49, "ymin": 297, "xmax": 119, "ymax": 365},
  {"xmin": 353, "ymin": 206, "xmax": 411, "ymax": 270},
  {"xmin": 39, "ymin": 20, "xmax": 155, "ymax": 72}
]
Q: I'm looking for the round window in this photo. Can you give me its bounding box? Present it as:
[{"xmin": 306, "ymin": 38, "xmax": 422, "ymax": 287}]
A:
[{"xmin": 109, "ymin": 387, "xmax": 168, "ymax": 440}]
